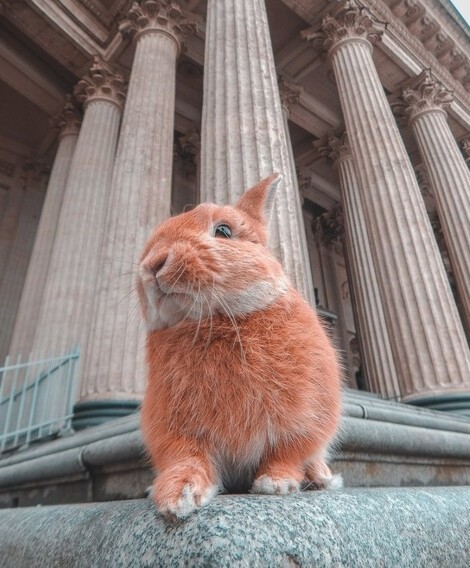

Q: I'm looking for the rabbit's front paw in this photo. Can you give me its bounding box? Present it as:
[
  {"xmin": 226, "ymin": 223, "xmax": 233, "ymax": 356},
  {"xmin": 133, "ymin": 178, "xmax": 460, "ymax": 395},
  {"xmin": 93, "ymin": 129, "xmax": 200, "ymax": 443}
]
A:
[
  {"xmin": 153, "ymin": 468, "xmax": 218, "ymax": 521},
  {"xmin": 251, "ymin": 474, "xmax": 300, "ymax": 495}
]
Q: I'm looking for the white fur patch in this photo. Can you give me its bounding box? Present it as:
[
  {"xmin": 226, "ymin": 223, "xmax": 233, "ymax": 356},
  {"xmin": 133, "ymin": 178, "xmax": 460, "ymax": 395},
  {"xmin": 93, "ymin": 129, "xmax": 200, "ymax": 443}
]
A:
[
  {"xmin": 162, "ymin": 483, "xmax": 219, "ymax": 519},
  {"xmin": 251, "ymin": 475, "xmax": 300, "ymax": 495},
  {"xmin": 321, "ymin": 473, "xmax": 343, "ymax": 490},
  {"xmin": 222, "ymin": 275, "xmax": 289, "ymax": 316}
]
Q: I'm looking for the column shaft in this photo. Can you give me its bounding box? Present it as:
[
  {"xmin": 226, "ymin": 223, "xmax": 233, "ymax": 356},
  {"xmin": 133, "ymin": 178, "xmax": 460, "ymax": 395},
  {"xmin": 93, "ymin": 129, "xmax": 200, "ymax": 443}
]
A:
[
  {"xmin": 0, "ymin": 175, "xmax": 45, "ymax": 362},
  {"xmin": 409, "ymin": 107, "xmax": 470, "ymax": 334},
  {"xmin": 201, "ymin": 0, "xmax": 314, "ymax": 305},
  {"xmin": 31, "ymin": 61, "xmax": 123, "ymax": 366},
  {"xmin": 335, "ymin": 140, "xmax": 401, "ymax": 399},
  {"xmin": 0, "ymin": 180, "xmax": 24, "ymax": 286},
  {"xmin": 82, "ymin": 13, "xmax": 185, "ymax": 415},
  {"xmin": 9, "ymin": 102, "xmax": 80, "ymax": 358}
]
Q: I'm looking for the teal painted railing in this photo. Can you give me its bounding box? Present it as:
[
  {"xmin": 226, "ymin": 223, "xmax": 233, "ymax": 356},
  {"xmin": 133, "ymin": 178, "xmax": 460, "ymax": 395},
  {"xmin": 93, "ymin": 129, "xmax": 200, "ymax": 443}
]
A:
[{"xmin": 0, "ymin": 348, "xmax": 80, "ymax": 454}]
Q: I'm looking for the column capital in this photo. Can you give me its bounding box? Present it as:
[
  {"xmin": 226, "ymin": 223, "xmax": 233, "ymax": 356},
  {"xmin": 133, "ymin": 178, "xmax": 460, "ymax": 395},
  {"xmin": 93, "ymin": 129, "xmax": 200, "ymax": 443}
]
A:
[
  {"xmin": 460, "ymin": 136, "xmax": 470, "ymax": 166},
  {"xmin": 317, "ymin": 131, "xmax": 351, "ymax": 166},
  {"xmin": 119, "ymin": 0, "xmax": 198, "ymax": 53},
  {"xmin": 175, "ymin": 128, "xmax": 200, "ymax": 177},
  {"xmin": 402, "ymin": 70, "xmax": 453, "ymax": 122},
  {"xmin": 296, "ymin": 170, "xmax": 312, "ymax": 205},
  {"xmin": 302, "ymin": 0, "xmax": 385, "ymax": 57},
  {"xmin": 20, "ymin": 159, "xmax": 50, "ymax": 188},
  {"xmin": 51, "ymin": 95, "xmax": 82, "ymax": 140},
  {"xmin": 74, "ymin": 56, "xmax": 126, "ymax": 111},
  {"xmin": 278, "ymin": 76, "xmax": 302, "ymax": 117},
  {"xmin": 312, "ymin": 205, "xmax": 344, "ymax": 254}
]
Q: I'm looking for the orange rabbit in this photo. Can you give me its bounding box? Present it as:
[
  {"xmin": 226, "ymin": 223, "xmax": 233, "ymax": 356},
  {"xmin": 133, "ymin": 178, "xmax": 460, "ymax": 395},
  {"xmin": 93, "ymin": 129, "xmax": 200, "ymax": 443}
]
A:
[{"xmin": 138, "ymin": 173, "xmax": 342, "ymax": 520}]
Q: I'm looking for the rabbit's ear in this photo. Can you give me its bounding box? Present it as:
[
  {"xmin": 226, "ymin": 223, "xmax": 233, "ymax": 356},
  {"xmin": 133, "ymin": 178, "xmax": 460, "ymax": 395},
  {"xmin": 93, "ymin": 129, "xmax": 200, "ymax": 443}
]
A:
[{"xmin": 235, "ymin": 172, "xmax": 283, "ymax": 224}]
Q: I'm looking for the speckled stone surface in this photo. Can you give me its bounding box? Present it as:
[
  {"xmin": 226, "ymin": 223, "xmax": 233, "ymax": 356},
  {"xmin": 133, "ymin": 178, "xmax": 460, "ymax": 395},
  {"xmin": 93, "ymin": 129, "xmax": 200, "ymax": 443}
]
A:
[{"xmin": 1, "ymin": 488, "xmax": 469, "ymax": 567}]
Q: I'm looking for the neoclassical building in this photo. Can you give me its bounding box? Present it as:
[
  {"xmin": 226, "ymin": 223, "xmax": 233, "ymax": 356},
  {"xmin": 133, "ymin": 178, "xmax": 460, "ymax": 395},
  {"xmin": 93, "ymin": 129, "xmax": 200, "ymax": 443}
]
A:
[{"xmin": 1, "ymin": 0, "xmax": 470, "ymax": 509}]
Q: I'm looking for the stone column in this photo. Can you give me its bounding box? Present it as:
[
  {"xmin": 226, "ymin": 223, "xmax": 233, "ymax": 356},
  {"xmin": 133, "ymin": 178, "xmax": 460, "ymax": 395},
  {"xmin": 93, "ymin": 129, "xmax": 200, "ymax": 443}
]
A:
[
  {"xmin": 8, "ymin": 97, "xmax": 81, "ymax": 358},
  {"xmin": 318, "ymin": 133, "xmax": 401, "ymax": 400},
  {"xmin": 79, "ymin": 0, "xmax": 196, "ymax": 427},
  {"xmin": 30, "ymin": 57, "xmax": 124, "ymax": 363},
  {"xmin": 0, "ymin": 173, "xmax": 25, "ymax": 285},
  {"xmin": 402, "ymin": 70, "xmax": 470, "ymax": 336},
  {"xmin": 0, "ymin": 162, "xmax": 48, "ymax": 363},
  {"xmin": 303, "ymin": 0, "xmax": 470, "ymax": 409},
  {"xmin": 200, "ymin": 0, "xmax": 315, "ymax": 306},
  {"xmin": 312, "ymin": 206, "xmax": 356, "ymax": 388},
  {"xmin": 172, "ymin": 128, "xmax": 200, "ymax": 214}
]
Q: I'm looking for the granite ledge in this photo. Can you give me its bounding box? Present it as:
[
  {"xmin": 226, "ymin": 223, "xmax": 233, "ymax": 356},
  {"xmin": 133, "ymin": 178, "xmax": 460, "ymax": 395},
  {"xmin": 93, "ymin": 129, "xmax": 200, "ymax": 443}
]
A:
[{"xmin": 1, "ymin": 487, "xmax": 469, "ymax": 567}]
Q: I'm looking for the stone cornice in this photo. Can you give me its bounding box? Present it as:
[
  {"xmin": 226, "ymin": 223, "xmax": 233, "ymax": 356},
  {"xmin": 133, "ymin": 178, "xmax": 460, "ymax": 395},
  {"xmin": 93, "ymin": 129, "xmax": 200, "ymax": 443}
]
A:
[
  {"xmin": 361, "ymin": 0, "xmax": 470, "ymax": 104},
  {"xmin": 285, "ymin": 0, "xmax": 470, "ymax": 114},
  {"xmin": 402, "ymin": 69, "xmax": 453, "ymax": 122},
  {"xmin": 119, "ymin": 0, "xmax": 199, "ymax": 53},
  {"xmin": 74, "ymin": 56, "xmax": 126, "ymax": 110}
]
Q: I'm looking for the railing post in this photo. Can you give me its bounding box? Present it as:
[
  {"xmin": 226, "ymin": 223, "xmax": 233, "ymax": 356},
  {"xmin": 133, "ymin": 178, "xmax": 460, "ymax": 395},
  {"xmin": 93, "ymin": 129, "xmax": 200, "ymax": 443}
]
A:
[{"xmin": 1, "ymin": 354, "xmax": 21, "ymax": 452}]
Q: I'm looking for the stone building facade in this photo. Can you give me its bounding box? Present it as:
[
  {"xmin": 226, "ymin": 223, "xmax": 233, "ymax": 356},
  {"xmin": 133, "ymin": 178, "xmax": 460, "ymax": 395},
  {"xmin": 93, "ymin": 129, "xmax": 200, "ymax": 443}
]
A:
[{"xmin": 1, "ymin": 0, "xmax": 470, "ymax": 429}]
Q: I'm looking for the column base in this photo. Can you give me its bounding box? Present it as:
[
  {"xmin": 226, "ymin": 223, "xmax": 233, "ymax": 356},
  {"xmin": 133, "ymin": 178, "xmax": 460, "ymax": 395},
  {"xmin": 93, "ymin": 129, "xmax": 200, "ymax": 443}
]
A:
[
  {"xmin": 72, "ymin": 400, "xmax": 140, "ymax": 430},
  {"xmin": 407, "ymin": 393, "xmax": 470, "ymax": 418}
]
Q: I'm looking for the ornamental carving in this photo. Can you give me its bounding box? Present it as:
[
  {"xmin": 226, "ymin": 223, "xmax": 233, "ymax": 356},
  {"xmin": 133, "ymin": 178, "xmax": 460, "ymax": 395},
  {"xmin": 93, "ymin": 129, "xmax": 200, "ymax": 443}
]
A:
[
  {"xmin": 20, "ymin": 159, "xmax": 50, "ymax": 188},
  {"xmin": 278, "ymin": 76, "xmax": 302, "ymax": 115},
  {"xmin": 302, "ymin": 0, "xmax": 385, "ymax": 55},
  {"xmin": 312, "ymin": 205, "xmax": 344, "ymax": 254},
  {"xmin": 51, "ymin": 95, "xmax": 82, "ymax": 139},
  {"xmin": 175, "ymin": 129, "xmax": 200, "ymax": 177},
  {"xmin": 460, "ymin": 136, "xmax": 470, "ymax": 166},
  {"xmin": 402, "ymin": 70, "xmax": 453, "ymax": 120},
  {"xmin": 119, "ymin": 0, "xmax": 198, "ymax": 51},
  {"xmin": 317, "ymin": 131, "xmax": 351, "ymax": 165},
  {"xmin": 74, "ymin": 56, "xmax": 126, "ymax": 109},
  {"xmin": 296, "ymin": 170, "xmax": 312, "ymax": 204}
]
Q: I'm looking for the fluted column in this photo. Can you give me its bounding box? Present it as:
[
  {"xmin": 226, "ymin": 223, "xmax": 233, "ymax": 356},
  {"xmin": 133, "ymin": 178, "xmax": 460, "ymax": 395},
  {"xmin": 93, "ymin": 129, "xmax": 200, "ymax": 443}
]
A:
[
  {"xmin": 80, "ymin": 0, "xmax": 196, "ymax": 427},
  {"xmin": 31, "ymin": 57, "xmax": 124, "ymax": 364},
  {"xmin": 303, "ymin": 0, "xmax": 470, "ymax": 410},
  {"xmin": 402, "ymin": 70, "xmax": 470, "ymax": 337},
  {"xmin": 200, "ymin": 0, "xmax": 315, "ymax": 306},
  {"xmin": 8, "ymin": 97, "xmax": 81, "ymax": 358},
  {"xmin": 172, "ymin": 129, "xmax": 200, "ymax": 214},
  {"xmin": 0, "ymin": 162, "xmax": 48, "ymax": 363},
  {"xmin": 312, "ymin": 206, "xmax": 356, "ymax": 387},
  {"xmin": 319, "ymin": 133, "xmax": 401, "ymax": 400}
]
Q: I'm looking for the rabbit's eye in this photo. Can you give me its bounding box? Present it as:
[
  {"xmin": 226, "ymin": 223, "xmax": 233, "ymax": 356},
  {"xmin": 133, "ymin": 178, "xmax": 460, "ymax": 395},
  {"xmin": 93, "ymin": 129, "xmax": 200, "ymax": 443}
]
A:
[{"xmin": 214, "ymin": 224, "xmax": 232, "ymax": 238}]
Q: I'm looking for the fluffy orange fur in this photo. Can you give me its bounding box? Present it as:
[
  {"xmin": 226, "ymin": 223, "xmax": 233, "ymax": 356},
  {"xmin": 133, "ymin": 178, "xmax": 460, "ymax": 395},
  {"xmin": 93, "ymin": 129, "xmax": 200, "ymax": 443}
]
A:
[{"xmin": 138, "ymin": 173, "xmax": 342, "ymax": 520}]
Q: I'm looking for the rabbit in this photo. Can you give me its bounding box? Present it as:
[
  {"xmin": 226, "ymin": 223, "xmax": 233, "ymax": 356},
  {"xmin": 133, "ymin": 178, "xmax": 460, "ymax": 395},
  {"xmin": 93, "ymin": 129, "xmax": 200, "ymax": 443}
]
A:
[{"xmin": 138, "ymin": 172, "xmax": 342, "ymax": 521}]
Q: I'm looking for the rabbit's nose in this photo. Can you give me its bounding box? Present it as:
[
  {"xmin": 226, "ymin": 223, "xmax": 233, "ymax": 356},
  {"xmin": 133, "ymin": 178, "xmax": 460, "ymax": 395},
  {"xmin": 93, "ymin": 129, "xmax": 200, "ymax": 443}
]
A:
[{"xmin": 151, "ymin": 254, "xmax": 168, "ymax": 276}]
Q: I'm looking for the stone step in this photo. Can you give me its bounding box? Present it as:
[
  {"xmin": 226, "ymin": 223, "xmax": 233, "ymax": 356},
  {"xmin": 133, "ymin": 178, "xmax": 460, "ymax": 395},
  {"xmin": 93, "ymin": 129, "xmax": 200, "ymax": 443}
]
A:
[{"xmin": 0, "ymin": 487, "xmax": 469, "ymax": 567}]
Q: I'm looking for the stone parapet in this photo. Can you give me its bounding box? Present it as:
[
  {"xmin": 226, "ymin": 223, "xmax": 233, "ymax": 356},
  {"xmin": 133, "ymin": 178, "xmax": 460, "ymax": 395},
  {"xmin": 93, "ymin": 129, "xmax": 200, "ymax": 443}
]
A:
[
  {"xmin": 1, "ymin": 487, "xmax": 470, "ymax": 567},
  {"xmin": 1, "ymin": 393, "xmax": 470, "ymax": 508}
]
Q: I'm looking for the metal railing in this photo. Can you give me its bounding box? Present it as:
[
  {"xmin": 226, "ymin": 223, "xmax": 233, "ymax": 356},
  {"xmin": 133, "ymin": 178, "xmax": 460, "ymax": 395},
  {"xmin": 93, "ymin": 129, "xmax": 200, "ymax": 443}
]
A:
[{"xmin": 0, "ymin": 348, "xmax": 80, "ymax": 454}]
